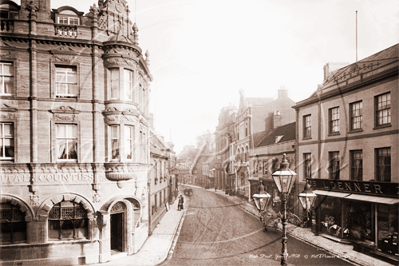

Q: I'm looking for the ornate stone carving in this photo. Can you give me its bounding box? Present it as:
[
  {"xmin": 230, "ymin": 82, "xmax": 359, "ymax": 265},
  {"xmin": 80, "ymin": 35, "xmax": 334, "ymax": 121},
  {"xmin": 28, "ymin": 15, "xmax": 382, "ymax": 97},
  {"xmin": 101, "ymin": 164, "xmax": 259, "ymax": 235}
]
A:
[
  {"xmin": 105, "ymin": 106, "xmax": 119, "ymax": 112},
  {"xmin": 30, "ymin": 194, "xmax": 40, "ymax": 206},
  {"xmin": 52, "ymin": 55, "xmax": 71, "ymax": 62},
  {"xmin": 53, "ymin": 114, "xmax": 77, "ymax": 122},
  {"xmin": 93, "ymin": 193, "xmax": 101, "ymax": 203},
  {"xmin": 0, "ymin": 112, "xmax": 15, "ymax": 120},
  {"xmin": 111, "ymin": 202, "xmax": 125, "ymax": 213},
  {"xmin": 105, "ymin": 115, "xmax": 119, "ymax": 123}
]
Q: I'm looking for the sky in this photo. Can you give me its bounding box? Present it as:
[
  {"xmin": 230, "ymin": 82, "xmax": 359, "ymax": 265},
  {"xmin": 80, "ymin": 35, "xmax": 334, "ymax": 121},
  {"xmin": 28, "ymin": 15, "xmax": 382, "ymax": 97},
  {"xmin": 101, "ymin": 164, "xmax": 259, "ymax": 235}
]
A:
[{"xmin": 26, "ymin": 0, "xmax": 399, "ymax": 153}]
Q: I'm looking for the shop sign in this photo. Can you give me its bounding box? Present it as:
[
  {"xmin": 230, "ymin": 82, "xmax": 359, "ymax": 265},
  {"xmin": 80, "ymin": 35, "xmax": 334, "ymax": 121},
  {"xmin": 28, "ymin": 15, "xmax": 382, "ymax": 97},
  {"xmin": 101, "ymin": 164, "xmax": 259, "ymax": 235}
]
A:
[{"xmin": 307, "ymin": 179, "xmax": 399, "ymax": 197}]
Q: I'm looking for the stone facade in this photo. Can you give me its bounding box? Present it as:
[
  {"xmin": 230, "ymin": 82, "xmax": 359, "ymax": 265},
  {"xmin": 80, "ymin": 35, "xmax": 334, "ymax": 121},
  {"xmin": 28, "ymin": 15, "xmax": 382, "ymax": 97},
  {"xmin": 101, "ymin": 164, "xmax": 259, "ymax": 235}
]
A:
[
  {"xmin": 0, "ymin": 0, "xmax": 152, "ymax": 264},
  {"xmin": 294, "ymin": 44, "xmax": 398, "ymax": 262}
]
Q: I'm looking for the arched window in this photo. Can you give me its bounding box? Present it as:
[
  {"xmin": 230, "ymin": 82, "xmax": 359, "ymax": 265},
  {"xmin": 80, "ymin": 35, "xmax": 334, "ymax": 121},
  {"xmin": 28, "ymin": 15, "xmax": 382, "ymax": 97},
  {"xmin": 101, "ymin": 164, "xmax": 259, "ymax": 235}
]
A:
[
  {"xmin": 48, "ymin": 201, "xmax": 88, "ymax": 240},
  {"xmin": 0, "ymin": 203, "xmax": 26, "ymax": 244}
]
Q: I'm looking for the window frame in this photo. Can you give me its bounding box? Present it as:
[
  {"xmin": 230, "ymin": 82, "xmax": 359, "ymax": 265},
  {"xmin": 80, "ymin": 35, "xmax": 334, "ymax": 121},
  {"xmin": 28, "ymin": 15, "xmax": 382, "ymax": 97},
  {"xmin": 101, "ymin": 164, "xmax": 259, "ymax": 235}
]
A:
[
  {"xmin": 57, "ymin": 16, "xmax": 80, "ymax": 25},
  {"xmin": 124, "ymin": 125, "xmax": 134, "ymax": 161},
  {"xmin": 350, "ymin": 101, "xmax": 363, "ymax": 131},
  {"xmin": 51, "ymin": 62, "xmax": 81, "ymax": 99},
  {"xmin": 303, "ymin": 115, "xmax": 311, "ymax": 139},
  {"xmin": 328, "ymin": 107, "xmax": 340, "ymax": 135},
  {"xmin": 51, "ymin": 120, "xmax": 80, "ymax": 163},
  {"xmin": 0, "ymin": 122, "xmax": 14, "ymax": 161},
  {"xmin": 375, "ymin": 92, "xmax": 391, "ymax": 128},
  {"xmin": 56, "ymin": 123, "xmax": 78, "ymax": 162},
  {"xmin": 124, "ymin": 69, "xmax": 134, "ymax": 101},
  {"xmin": 48, "ymin": 201, "xmax": 88, "ymax": 241},
  {"xmin": 55, "ymin": 66, "xmax": 78, "ymax": 98},
  {"xmin": 110, "ymin": 125, "xmax": 120, "ymax": 161},
  {"xmin": 350, "ymin": 150, "xmax": 363, "ymax": 181},
  {"xmin": 303, "ymin": 153, "xmax": 311, "ymax": 179},
  {"xmin": 328, "ymin": 151, "xmax": 340, "ymax": 180},
  {"xmin": 375, "ymin": 147, "xmax": 391, "ymax": 182},
  {"xmin": 0, "ymin": 61, "xmax": 14, "ymax": 96},
  {"xmin": 0, "ymin": 203, "xmax": 27, "ymax": 244}
]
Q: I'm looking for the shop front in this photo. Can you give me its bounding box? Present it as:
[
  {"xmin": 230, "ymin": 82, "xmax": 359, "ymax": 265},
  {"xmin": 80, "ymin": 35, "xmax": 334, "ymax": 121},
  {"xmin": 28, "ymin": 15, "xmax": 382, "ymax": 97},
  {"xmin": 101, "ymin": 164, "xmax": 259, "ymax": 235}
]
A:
[{"xmin": 309, "ymin": 179, "xmax": 399, "ymax": 263}]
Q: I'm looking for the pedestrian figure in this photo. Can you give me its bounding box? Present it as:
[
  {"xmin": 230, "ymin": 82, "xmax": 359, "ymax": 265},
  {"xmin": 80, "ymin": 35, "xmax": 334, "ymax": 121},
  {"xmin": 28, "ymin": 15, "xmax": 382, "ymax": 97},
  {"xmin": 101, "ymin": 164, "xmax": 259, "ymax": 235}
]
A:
[{"xmin": 178, "ymin": 195, "xmax": 184, "ymax": 211}]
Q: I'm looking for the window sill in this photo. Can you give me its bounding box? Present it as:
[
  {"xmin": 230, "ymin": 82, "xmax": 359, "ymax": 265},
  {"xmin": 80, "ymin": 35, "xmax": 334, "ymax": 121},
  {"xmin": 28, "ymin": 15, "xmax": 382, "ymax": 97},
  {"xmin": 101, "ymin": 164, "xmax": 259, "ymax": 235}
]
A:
[
  {"xmin": 348, "ymin": 129, "xmax": 363, "ymax": 134},
  {"xmin": 302, "ymin": 137, "xmax": 312, "ymax": 140},
  {"xmin": 328, "ymin": 132, "xmax": 340, "ymax": 136},
  {"xmin": 374, "ymin": 124, "xmax": 392, "ymax": 130}
]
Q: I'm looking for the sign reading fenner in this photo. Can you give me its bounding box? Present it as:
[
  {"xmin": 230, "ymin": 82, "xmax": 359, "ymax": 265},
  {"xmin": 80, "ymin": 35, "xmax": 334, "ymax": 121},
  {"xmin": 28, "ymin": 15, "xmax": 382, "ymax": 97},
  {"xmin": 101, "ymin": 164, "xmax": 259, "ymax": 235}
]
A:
[{"xmin": 307, "ymin": 178, "xmax": 399, "ymax": 197}]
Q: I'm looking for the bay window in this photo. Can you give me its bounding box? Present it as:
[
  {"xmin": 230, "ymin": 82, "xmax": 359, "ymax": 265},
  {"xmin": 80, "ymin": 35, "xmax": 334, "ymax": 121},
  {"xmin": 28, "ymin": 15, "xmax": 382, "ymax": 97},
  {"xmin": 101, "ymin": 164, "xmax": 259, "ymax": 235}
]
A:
[
  {"xmin": 111, "ymin": 125, "xmax": 119, "ymax": 160},
  {"xmin": 125, "ymin": 125, "xmax": 133, "ymax": 160}
]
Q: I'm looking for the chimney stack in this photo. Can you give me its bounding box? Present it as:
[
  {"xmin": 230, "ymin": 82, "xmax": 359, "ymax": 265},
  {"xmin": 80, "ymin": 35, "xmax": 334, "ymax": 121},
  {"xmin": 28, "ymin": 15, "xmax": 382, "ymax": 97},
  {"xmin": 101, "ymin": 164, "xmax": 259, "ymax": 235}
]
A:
[
  {"xmin": 273, "ymin": 111, "xmax": 282, "ymax": 129},
  {"xmin": 278, "ymin": 86, "xmax": 288, "ymax": 99}
]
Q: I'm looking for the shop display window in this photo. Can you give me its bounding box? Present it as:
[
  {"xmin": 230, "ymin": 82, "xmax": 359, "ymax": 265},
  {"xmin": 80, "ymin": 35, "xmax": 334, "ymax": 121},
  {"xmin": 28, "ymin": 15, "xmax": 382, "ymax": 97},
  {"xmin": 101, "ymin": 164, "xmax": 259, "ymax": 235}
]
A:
[
  {"xmin": 377, "ymin": 204, "xmax": 398, "ymax": 256},
  {"xmin": 320, "ymin": 197, "xmax": 342, "ymax": 237},
  {"xmin": 344, "ymin": 201, "xmax": 373, "ymax": 243}
]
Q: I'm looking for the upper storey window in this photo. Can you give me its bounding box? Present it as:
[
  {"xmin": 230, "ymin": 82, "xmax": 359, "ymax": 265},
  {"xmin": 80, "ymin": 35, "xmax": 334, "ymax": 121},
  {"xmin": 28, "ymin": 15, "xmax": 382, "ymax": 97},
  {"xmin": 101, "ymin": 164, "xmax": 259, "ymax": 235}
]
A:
[
  {"xmin": 0, "ymin": 62, "xmax": 13, "ymax": 95},
  {"xmin": 124, "ymin": 69, "xmax": 133, "ymax": 101},
  {"xmin": 55, "ymin": 8, "xmax": 81, "ymax": 25},
  {"xmin": 109, "ymin": 68, "xmax": 136, "ymax": 102},
  {"xmin": 56, "ymin": 66, "xmax": 77, "ymax": 97},
  {"xmin": 375, "ymin": 92, "xmax": 391, "ymax": 127},
  {"xmin": 58, "ymin": 16, "xmax": 79, "ymax": 25}
]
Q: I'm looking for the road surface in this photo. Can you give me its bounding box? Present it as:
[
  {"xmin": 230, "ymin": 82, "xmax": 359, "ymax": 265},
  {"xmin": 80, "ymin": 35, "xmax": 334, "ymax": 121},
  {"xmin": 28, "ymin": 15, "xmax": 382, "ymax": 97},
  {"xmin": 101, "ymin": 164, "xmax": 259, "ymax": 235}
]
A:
[{"xmin": 162, "ymin": 186, "xmax": 354, "ymax": 266}]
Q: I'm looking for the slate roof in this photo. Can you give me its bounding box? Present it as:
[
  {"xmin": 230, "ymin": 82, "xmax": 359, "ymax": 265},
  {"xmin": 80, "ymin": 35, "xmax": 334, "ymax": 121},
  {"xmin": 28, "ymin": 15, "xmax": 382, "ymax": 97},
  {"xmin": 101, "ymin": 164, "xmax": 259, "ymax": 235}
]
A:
[{"xmin": 256, "ymin": 122, "xmax": 296, "ymax": 147}]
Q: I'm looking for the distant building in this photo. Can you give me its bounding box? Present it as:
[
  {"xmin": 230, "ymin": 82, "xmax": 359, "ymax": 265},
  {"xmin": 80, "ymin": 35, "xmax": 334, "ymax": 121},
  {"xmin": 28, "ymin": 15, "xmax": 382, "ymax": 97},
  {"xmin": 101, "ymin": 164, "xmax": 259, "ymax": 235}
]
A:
[
  {"xmin": 0, "ymin": 0, "xmax": 152, "ymax": 264},
  {"xmin": 294, "ymin": 43, "xmax": 398, "ymax": 263},
  {"xmin": 249, "ymin": 122, "xmax": 297, "ymax": 214},
  {"xmin": 214, "ymin": 104, "xmax": 237, "ymax": 190},
  {"xmin": 149, "ymin": 130, "xmax": 175, "ymax": 234},
  {"xmin": 232, "ymin": 88, "xmax": 295, "ymax": 201}
]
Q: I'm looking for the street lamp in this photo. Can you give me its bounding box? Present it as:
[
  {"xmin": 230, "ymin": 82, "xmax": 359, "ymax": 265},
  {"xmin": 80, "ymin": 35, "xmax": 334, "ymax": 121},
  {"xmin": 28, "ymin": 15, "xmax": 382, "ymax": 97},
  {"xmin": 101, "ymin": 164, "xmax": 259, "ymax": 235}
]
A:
[
  {"xmin": 253, "ymin": 181, "xmax": 271, "ymax": 212},
  {"xmin": 272, "ymin": 154, "xmax": 297, "ymax": 266},
  {"xmin": 298, "ymin": 183, "xmax": 316, "ymax": 227}
]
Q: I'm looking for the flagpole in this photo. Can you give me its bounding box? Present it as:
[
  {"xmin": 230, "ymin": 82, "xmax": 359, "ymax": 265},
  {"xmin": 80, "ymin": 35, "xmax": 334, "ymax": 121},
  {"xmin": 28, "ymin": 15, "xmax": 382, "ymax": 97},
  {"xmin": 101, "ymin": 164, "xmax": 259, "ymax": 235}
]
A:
[{"xmin": 356, "ymin": 10, "xmax": 358, "ymax": 62}]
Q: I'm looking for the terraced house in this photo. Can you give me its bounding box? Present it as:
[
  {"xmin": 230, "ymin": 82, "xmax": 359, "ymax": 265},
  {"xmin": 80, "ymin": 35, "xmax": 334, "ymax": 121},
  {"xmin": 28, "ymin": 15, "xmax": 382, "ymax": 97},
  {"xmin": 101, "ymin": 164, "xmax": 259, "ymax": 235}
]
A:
[{"xmin": 0, "ymin": 0, "xmax": 153, "ymax": 264}]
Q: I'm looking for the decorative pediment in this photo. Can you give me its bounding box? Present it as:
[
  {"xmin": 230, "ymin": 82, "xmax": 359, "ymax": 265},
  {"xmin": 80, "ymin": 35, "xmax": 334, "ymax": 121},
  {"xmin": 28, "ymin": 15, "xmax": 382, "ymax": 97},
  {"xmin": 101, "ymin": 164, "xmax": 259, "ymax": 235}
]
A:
[
  {"xmin": 52, "ymin": 54, "xmax": 73, "ymax": 63},
  {"xmin": 50, "ymin": 105, "xmax": 79, "ymax": 114},
  {"xmin": 1, "ymin": 103, "xmax": 18, "ymax": 112},
  {"xmin": 50, "ymin": 46, "xmax": 77, "ymax": 55}
]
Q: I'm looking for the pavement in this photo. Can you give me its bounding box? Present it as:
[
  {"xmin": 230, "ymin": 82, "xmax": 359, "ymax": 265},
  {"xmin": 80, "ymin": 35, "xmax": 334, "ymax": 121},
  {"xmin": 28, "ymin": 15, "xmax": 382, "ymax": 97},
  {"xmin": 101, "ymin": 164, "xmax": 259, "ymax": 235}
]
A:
[
  {"xmin": 95, "ymin": 191, "xmax": 186, "ymax": 266},
  {"xmin": 100, "ymin": 184, "xmax": 394, "ymax": 266}
]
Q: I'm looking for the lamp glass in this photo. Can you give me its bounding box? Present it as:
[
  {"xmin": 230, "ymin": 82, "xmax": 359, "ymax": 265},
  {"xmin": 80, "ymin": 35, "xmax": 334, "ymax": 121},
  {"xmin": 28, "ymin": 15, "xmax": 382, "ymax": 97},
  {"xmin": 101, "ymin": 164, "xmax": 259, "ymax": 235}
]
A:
[
  {"xmin": 253, "ymin": 192, "xmax": 271, "ymax": 212},
  {"xmin": 272, "ymin": 170, "xmax": 296, "ymax": 194},
  {"xmin": 298, "ymin": 191, "xmax": 316, "ymax": 210}
]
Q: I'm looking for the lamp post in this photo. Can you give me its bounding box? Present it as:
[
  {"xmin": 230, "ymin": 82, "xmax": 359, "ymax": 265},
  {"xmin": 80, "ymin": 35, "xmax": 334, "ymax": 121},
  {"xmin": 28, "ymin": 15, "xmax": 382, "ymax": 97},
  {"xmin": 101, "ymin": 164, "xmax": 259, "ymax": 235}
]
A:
[
  {"xmin": 272, "ymin": 154, "xmax": 297, "ymax": 266},
  {"xmin": 298, "ymin": 183, "xmax": 316, "ymax": 228}
]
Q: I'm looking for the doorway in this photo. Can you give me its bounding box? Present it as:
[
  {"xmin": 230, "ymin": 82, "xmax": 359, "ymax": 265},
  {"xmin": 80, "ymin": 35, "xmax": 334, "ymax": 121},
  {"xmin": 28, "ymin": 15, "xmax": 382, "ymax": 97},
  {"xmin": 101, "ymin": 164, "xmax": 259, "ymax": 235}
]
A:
[{"xmin": 110, "ymin": 212, "xmax": 123, "ymax": 252}]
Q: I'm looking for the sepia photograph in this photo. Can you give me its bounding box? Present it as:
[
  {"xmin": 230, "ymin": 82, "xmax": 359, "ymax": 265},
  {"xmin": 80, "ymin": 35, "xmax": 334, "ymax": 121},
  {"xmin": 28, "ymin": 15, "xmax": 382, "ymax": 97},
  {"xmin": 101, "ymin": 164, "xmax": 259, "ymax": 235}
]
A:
[{"xmin": 0, "ymin": 0, "xmax": 398, "ymax": 265}]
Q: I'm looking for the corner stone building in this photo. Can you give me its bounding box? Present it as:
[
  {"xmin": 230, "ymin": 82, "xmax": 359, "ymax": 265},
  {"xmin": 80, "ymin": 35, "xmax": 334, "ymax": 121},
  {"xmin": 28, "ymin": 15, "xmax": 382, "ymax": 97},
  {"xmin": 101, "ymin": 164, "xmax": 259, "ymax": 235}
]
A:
[{"xmin": 0, "ymin": 0, "xmax": 153, "ymax": 264}]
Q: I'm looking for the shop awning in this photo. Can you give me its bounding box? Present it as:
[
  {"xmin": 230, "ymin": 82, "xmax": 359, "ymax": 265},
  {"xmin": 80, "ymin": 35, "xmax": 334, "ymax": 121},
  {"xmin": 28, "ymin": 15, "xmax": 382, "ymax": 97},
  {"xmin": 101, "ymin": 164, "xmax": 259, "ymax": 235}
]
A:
[
  {"xmin": 313, "ymin": 190, "xmax": 350, "ymax": 198},
  {"xmin": 345, "ymin": 194, "xmax": 399, "ymax": 204}
]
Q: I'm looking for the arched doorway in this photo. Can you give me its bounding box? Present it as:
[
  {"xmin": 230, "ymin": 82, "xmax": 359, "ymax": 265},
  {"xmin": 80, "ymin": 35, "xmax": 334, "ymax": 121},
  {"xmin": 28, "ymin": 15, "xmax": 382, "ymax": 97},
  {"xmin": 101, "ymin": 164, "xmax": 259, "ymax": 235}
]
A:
[{"xmin": 110, "ymin": 201, "xmax": 125, "ymax": 252}]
